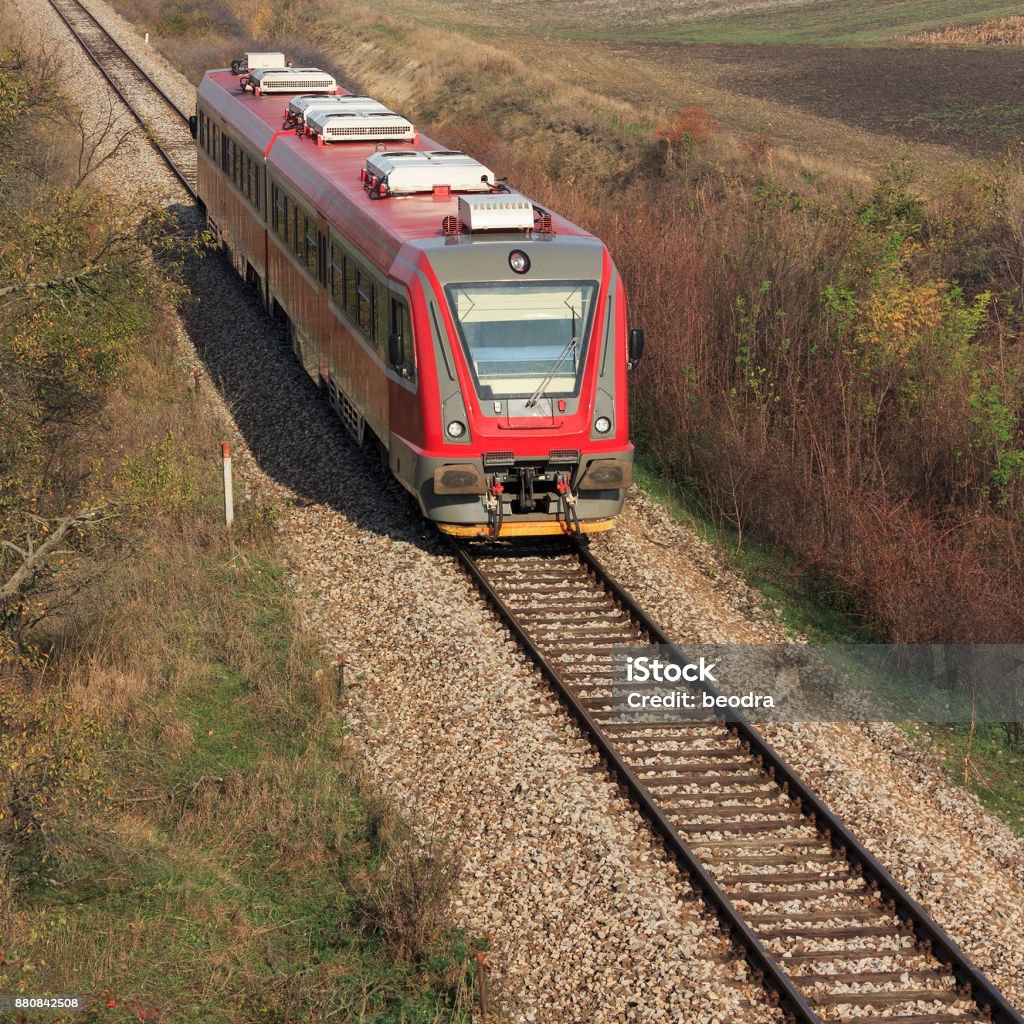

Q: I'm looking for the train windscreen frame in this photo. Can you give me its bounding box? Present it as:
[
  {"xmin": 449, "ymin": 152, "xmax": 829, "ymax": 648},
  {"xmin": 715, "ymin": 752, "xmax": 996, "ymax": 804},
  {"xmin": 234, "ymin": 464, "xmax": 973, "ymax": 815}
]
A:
[{"xmin": 444, "ymin": 280, "xmax": 598, "ymax": 401}]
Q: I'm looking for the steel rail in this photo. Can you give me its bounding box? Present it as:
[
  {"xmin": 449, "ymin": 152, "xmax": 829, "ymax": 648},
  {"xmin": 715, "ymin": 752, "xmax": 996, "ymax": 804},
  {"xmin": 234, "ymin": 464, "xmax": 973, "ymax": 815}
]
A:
[
  {"xmin": 450, "ymin": 533, "xmax": 1024, "ymax": 1024},
  {"xmin": 46, "ymin": 0, "xmax": 196, "ymax": 199},
  {"xmin": 572, "ymin": 541, "xmax": 1024, "ymax": 1024},
  {"xmin": 447, "ymin": 535, "xmax": 824, "ymax": 1024}
]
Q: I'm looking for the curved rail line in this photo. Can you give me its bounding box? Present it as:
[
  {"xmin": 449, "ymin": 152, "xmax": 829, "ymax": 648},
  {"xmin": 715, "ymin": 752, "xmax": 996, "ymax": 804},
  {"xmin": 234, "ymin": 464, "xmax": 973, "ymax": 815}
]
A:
[
  {"xmin": 46, "ymin": 0, "xmax": 196, "ymax": 198},
  {"xmin": 449, "ymin": 536, "xmax": 1024, "ymax": 1024},
  {"xmin": 43, "ymin": 6, "xmax": 1023, "ymax": 1021}
]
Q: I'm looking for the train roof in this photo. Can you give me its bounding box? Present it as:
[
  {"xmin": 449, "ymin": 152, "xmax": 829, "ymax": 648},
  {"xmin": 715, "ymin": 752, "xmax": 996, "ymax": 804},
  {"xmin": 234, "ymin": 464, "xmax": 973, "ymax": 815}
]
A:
[{"xmin": 197, "ymin": 69, "xmax": 595, "ymax": 273}]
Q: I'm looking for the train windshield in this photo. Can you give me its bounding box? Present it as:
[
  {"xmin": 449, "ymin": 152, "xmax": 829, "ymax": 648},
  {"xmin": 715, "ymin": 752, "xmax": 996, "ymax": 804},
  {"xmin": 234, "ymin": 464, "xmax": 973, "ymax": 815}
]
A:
[{"xmin": 445, "ymin": 281, "xmax": 597, "ymax": 399}]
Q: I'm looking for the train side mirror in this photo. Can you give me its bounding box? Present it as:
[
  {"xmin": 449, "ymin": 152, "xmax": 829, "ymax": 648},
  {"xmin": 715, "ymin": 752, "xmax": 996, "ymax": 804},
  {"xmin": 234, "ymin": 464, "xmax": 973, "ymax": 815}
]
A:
[
  {"xmin": 188, "ymin": 114, "xmax": 197, "ymax": 139},
  {"xmin": 388, "ymin": 331, "xmax": 403, "ymax": 368},
  {"xmin": 628, "ymin": 327, "xmax": 645, "ymax": 366}
]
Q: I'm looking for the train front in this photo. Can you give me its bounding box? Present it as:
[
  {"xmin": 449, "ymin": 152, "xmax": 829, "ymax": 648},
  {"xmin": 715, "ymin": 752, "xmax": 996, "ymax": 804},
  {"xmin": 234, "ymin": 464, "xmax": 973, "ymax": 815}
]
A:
[{"xmin": 398, "ymin": 199, "xmax": 642, "ymax": 539}]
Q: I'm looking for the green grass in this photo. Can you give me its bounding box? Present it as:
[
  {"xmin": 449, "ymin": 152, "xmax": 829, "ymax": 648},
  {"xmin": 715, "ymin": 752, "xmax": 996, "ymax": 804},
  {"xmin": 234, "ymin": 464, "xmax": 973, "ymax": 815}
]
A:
[
  {"xmin": 904, "ymin": 723, "xmax": 1024, "ymax": 836},
  {"xmin": 568, "ymin": 0, "xmax": 1024, "ymax": 46},
  {"xmin": 908, "ymin": 100, "xmax": 1024, "ymax": 143},
  {"xmin": 10, "ymin": 545, "xmax": 476, "ymax": 1023}
]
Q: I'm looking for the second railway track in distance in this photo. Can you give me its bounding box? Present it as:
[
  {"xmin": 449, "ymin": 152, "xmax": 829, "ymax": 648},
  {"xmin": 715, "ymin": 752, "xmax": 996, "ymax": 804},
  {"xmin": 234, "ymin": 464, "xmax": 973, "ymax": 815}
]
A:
[
  {"xmin": 451, "ymin": 536, "xmax": 1024, "ymax": 1024},
  {"xmin": 47, "ymin": 0, "xmax": 196, "ymax": 197}
]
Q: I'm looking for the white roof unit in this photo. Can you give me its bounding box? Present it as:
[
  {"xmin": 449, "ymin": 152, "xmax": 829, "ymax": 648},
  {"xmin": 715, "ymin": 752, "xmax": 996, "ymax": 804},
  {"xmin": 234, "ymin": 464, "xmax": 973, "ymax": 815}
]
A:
[
  {"xmin": 364, "ymin": 151, "xmax": 495, "ymax": 195},
  {"xmin": 458, "ymin": 194, "xmax": 535, "ymax": 232},
  {"xmin": 308, "ymin": 108, "xmax": 416, "ymax": 143},
  {"xmin": 248, "ymin": 67, "xmax": 337, "ymax": 94},
  {"xmin": 243, "ymin": 52, "xmax": 285, "ymax": 71},
  {"xmin": 287, "ymin": 94, "xmax": 388, "ymax": 126}
]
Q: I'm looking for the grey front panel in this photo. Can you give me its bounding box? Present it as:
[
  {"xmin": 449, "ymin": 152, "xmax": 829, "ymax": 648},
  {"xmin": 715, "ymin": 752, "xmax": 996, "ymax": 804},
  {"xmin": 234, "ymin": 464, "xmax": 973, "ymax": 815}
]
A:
[{"xmin": 391, "ymin": 442, "xmax": 633, "ymax": 526}]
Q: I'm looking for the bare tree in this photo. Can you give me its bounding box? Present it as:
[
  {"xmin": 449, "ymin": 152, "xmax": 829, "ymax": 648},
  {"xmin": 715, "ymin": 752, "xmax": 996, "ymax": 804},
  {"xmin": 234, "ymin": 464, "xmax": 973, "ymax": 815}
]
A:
[
  {"xmin": 62, "ymin": 92, "xmax": 136, "ymax": 188},
  {"xmin": 0, "ymin": 506, "xmax": 115, "ymax": 606}
]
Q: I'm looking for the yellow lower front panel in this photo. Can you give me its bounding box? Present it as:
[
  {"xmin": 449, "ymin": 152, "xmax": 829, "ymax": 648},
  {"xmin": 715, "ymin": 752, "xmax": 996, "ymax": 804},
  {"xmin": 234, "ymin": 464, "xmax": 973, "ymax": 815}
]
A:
[{"xmin": 438, "ymin": 518, "xmax": 616, "ymax": 539}]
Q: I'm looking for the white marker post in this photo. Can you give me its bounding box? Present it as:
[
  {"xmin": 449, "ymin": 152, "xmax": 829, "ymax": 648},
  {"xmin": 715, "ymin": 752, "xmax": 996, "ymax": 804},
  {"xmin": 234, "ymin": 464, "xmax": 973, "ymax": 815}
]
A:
[{"xmin": 221, "ymin": 441, "xmax": 234, "ymax": 528}]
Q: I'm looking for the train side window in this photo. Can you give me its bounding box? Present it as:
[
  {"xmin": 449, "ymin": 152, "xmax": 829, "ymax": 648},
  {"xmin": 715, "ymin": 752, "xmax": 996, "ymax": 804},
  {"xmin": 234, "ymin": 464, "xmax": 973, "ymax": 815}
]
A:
[
  {"xmin": 391, "ymin": 296, "xmax": 415, "ymax": 380},
  {"xmin": 273, "ymin": 185, "xmax": 286, "ymax": 237},
  {"xmin": 212, "ymin": 125, "xmax": 220, "ymax": 163},
  {"xmin": 304, "ymin": 215, "xmax": 317, "ymax": 276},
  {"xmin": 291, "ymin": 207, "xmax": 302, "ymax": 259},
  {"xmin": 329, "ymin": 244, "xmax": 345, "ymax": 303},
  {"xmin": 344, "ymin": 254, "xmax": 356, "ymax": 314},
  {"xmin": 249, "ymin": 162, "xmax": 260, "ymax": 210},
  {"xmin": 356, "ymin": 269, "xmax": 374, "ymax": 338},
  {"xmin": 376, "ymin": 289, "xmax": 389, "ymax": 347},
  {"xmin": 284, "ymin": 197, "xmax": 294, "ymax": 247}
]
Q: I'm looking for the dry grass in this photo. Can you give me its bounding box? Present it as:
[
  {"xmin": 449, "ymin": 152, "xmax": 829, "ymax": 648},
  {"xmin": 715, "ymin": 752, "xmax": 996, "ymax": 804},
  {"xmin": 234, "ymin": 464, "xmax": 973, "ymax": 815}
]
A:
[
  {"xmin": 910, "ymin": 16, "xmax": 1024, "ymax": 46},
  {"xmin": 360, "ymin": 809, "xmax": 463, "ymax": 964},
  {"xmin": 7, "ymin": 309, "xmax": 479, "ymax": 1018}
]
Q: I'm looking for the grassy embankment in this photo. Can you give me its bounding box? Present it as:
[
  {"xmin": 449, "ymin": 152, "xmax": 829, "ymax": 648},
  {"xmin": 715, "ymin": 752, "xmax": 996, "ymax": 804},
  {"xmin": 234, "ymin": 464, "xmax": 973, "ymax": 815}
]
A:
[
  {"xmin": 0, "ymin": 32, "xmax": 480, "ymax": 1024},
  {"xmin": 113, "ymin": 0, "xmax": 1024, "ymax": 827}
]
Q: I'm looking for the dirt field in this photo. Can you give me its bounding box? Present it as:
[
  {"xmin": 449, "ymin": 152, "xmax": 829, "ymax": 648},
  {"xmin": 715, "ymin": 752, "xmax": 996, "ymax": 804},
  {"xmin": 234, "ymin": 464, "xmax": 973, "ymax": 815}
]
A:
[{"xmin": 618, "ymin": 40, "xmax": 1024, "ymax": 155}]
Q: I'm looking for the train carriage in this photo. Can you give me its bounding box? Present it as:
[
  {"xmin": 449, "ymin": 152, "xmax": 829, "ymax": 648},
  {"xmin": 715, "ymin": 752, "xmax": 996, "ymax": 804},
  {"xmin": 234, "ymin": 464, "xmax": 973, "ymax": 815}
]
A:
[{"xmin": 194, "ymin": 55, "xmax": 643, "ymax": 537}]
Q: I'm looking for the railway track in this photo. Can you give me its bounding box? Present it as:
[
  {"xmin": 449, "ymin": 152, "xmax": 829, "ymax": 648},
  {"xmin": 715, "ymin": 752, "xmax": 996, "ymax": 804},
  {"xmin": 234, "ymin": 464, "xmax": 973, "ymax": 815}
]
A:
[
  {"xmin": 450, "ymin": 536, "xmax": 1024, "ymax": 1024},
  {"xmin": 47, "ymin": 0, "xmax": 196, "ymax": 198},
  {"xmin": 45, "ymin": 5, "xmax": 1023, "ymax": 1021}
]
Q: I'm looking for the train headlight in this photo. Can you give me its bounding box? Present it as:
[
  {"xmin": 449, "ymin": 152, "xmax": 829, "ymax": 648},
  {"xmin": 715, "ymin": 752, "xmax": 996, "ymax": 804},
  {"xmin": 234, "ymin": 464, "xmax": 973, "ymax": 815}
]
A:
[
  {"xmin": 594, "ymin": 416, "xmax": 612, "ymax": 434},
  {"xmin": 446, "ymin": 420, "xmax": 467, "ymax": 439},
  {"xmin": 508, "ymin": 250, "xmax": 531, "ymax": 274}
]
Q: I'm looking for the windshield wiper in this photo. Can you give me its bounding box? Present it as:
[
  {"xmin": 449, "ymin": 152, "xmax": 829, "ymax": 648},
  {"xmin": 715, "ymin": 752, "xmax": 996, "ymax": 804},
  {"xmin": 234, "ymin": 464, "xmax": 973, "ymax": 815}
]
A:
[{"xmin": 525, "ymin": 307, "xmax": 578, "ymax": 409}]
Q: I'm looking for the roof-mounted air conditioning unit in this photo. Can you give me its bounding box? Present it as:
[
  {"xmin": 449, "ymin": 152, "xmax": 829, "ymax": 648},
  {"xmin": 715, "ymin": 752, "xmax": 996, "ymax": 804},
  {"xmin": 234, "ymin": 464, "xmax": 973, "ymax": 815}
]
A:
[
  {"xmin": 243, "ymin": 52, "xmax": 286, "ymax": 71},
  {"xmin": 246, "ymin": 67, "xmax": 337, "ymax": 94},
  {"xmin": 286, "ymin": 94, "xmax": 389, "ymax": 128},
  {"xmin": 458, "ymin": 194, "xmax": 535, "ymax": 232},
  {"xmin": 363, "ymin": 151, "xmax": 495, "ymax": 195},
  {"xmin": 308, "ymin": 109, "xmax": 416, "ymax": 144}
]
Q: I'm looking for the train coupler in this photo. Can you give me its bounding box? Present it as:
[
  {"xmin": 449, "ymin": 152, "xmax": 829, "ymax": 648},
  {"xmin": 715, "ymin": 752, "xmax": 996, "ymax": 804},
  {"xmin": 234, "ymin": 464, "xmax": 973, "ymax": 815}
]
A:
[
  {"xmin": 485, "ymin": 479, "xmax": 505, "ymax": 539},
  {"xmin": 556, "ymin": 474, "xmax": 582, "ymax": 536}
]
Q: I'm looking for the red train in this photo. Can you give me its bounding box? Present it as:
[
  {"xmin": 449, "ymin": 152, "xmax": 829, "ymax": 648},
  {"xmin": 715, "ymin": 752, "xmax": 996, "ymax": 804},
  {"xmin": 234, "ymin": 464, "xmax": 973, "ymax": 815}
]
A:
[{"xmin": 193, "ymin": 54, "xmax": 643, "ymax": 537}]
